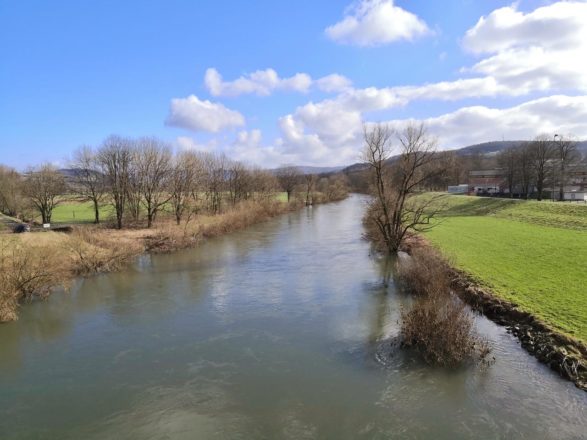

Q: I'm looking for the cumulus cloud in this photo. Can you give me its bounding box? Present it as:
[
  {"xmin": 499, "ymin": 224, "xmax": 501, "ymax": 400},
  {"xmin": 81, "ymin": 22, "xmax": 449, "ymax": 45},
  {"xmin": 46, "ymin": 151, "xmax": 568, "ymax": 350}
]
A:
[
  {"xmin": 462, "ymin": 2, "xmax": 587, "ymax": 92},
  {"xmin": 384, "ymin": 95, "xmax": 587, "ymax": 149},
  {"xmin": 205, "ymin": 68, "xmax": 352, "ymax": 97},
  {"xmin": 325, "ymin": 0, "xmax": 431, "ymax": 46},
  {"xmin": 463, "ymin": 2, "xmax": 587, "ymax": 54},
  {"xmin": 271, "ymin": 1, "xmax": 587, "ymax": 162},
  {"xmin": 205, "ymin": 68, "xmax": 311, "ymax": 97},
  {"xmin": 169, "ymin": 2, "xmax": 587, "ymax": 167},
  {"xmin": 165, "ymin": 95, "xmax": 245, "ymax": 133}
]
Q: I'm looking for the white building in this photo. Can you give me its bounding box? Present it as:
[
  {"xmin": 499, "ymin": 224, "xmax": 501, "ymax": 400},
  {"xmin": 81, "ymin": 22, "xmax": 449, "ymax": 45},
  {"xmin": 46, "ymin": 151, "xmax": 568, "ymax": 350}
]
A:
[{"xmin": 563, "ymin": 191, "xmax": 587, "ymax": 202}]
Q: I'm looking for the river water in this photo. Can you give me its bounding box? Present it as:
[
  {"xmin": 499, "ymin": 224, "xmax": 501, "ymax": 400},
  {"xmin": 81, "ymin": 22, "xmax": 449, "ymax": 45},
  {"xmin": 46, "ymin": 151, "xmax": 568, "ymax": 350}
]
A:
[{"xmin": 0, "ymin": 195, "xmax": 585, "ymax": 439}]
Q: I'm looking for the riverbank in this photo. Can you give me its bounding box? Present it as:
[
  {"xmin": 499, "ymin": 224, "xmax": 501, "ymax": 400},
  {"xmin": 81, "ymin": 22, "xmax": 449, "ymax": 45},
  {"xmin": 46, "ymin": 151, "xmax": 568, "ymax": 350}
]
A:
[
  {"xmin": 416, "ymin": 193, "xmax": 587, "ymax": 342},
  {"xmin": 406, "ymin": 193, "xmax": 587, "ymax": 390},
  {"xmin": 452, "ymin": 267, "xmax": 587, "ymax": 390},
  {"xmin": 401, "ymin": 235, "xmax": 587, "ymax": 390},
  {"xmin": 0, "ymin": 195, "xmax": 346, "ymax": 322}
]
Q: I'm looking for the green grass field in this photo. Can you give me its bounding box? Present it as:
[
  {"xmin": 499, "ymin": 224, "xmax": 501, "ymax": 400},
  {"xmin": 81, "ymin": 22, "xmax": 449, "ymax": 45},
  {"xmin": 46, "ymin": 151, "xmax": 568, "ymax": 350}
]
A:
[
  {"xmin": 47, "ymin": 201, "xmax": 114, "ymax": 224},
  {"xmin": 46, "ymin": 192, "xmax": 290, "ymax": 224},
  {"xmin": 419, "ymin": 194, "xmax": 587, "ymax": 343}
]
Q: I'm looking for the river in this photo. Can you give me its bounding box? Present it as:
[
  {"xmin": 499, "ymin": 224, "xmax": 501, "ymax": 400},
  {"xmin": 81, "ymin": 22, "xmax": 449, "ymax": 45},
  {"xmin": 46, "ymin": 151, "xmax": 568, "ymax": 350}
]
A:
[{"xmin": 0, "ymin": 195, "xmax": 585, "ymax": 439}]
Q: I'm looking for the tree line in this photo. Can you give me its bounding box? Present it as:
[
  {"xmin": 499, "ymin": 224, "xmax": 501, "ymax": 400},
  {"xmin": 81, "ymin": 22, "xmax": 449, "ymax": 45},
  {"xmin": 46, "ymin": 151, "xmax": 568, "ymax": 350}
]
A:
[
  {"xmin": 0, "ymin": 136, "xmax": 349, "ymax": 229},
  {"xmin": 496, "ymin": 135, "xmax": 580, "ymax": 200}
]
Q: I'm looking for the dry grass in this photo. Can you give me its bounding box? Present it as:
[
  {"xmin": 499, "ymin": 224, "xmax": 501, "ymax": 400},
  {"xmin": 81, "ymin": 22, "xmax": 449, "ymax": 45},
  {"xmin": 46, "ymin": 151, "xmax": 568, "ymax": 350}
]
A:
[
  {"xmin": 65, "ymin": 228, "xmax": 144, "ymax": 275},
  {"xmin": 200, "ymin": 199, "xmax": 298, "ymax": 238},
  {"xmin": 0, "ymin": 235, "xmax": 69, "ymax": 321},
  {"xmin": 397, "ymin": 248, "xmax": 492, "ymax": 367}
]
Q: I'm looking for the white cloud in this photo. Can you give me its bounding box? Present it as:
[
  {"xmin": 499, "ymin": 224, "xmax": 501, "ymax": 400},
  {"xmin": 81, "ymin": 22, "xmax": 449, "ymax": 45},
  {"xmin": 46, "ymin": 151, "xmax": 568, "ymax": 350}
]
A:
[
  {"xmin": 315, "ymin": 74, "xmax": 353, "ymax": 93},
  {"xmin": 384, "ymin": 95, "xmax": 587, "ymax": 149},
  {"xmin": 165, "ymin": 95, "xmax": 245, "ymax": 133},
  {"xmin": 270, "ymin": 1, "xmax": 587, "ymax": 161},
  {"xmin": 205, "ymin": 68, "xmax": 311, "ymax": 96},
  {"xmin": 325, "ymin": 0, "xmax": 431, "ymax": 46},
  {"xmin": 168, "ymin": 2, "xmax": 587, "ymax": 167},
  {"xmin": 204, "ymin": 68, "xmax": 352, "ymax": 97},
  {"xmin": 463, "ymin": 2, "xmax": 587, "ymax": 54},
  {"xmin": 175, "ymin": 136, "xmax": 218, "ymax": 153},
  {"xmin": 462, "ymin": 2, "xmax": 587, "ymax": 93}
]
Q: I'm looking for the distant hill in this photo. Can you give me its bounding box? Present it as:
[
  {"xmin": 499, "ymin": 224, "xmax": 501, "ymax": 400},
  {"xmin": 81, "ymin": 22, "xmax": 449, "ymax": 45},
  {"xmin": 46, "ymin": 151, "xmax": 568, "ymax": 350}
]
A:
[
  {"xmin": 341, "ymin": 140, "xmax": 587, "ymax": 174},
  {"xmin": 454, "ymin": 140, "xmax": 587, "ymax": 156},
  {"xmin": 454, "ymin": 141, "xmax": 526, "ymax": 156},
  {"xmin": 270, "ymin": 165, "xmax": 345, "ymax": 175}
]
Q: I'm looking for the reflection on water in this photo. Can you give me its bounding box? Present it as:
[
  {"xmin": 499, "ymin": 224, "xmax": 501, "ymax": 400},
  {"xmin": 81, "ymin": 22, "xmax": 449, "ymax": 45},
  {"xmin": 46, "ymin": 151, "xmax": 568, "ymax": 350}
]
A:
[{"xmin": 0, "ymin": 195, "xmax": 585, "ymax": 439}]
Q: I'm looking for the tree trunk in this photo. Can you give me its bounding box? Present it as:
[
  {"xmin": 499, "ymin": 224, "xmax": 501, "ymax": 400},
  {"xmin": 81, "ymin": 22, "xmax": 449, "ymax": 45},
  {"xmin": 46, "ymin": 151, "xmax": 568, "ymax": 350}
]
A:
[{"xmin": 93, "ymin": 200, "xmax": 100, "ymax": 224}]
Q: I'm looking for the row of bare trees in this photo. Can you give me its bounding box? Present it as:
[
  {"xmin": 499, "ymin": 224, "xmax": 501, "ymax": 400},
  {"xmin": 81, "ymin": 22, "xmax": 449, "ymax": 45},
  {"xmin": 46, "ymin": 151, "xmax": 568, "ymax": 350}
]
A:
[
  {"xmin": 496, "ymin": 135, "xmax": 579, "ymax": 200},
  {"xmin": 0, "ymin": 136, "xmax": 350, "ymax": 229},
  {"xmin": 70, "ymin": 136, "xmax": 285, "ymax": 228}
]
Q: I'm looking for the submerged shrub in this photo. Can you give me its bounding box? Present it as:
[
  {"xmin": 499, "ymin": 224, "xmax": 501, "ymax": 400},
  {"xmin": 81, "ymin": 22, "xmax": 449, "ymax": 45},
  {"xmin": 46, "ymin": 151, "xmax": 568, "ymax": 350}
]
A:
[
  {"xmin": 396, "ymin": 247, "xmax": 452, "ymax": 298},
  {"xmin": 397, "ymin": 248, "xmax": 492, "ymax": 367}
]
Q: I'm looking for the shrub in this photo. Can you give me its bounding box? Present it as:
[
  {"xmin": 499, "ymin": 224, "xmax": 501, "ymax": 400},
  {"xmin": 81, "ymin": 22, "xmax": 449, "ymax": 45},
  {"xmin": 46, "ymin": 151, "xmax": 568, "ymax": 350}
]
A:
[
  {"xmin": 396, "ymin": 248, "xmax": 492, "ymax": 367},
  {"xmin": 0, "ymin": 237, "xmax": 68, "ymax": 321},
  {"xmin": 66, "ymin": 227, "xmax": 143, "ymax": 275},
  {"xmin": 396, "ymin": 247, "xmax": 452, "ymax": 298}
]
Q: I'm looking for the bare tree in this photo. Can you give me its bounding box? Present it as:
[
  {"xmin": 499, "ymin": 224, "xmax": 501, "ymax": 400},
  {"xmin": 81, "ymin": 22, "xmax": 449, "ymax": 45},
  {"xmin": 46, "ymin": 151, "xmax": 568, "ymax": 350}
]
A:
[
  {"xmin": 555, "ymin": 135, "xmax": 578, "ymax": 201},
  {"xmin": 362, "ymin": 123, "xmax": 444, "ymax": 254},
  {"xmin": 516, "ymin": 143, "xmax": 534, "ymax": 199},
  {"xmin": 98, "ymin": 136, "xmax": 133, "ymax": 229},
  {"xmin": 125, "ymin": 147, "xmax": 142, "ymax": 223},
  {"xmin": 70, "ymin": 145, "xmax": 106, "ymax": 223},
  {"xmin": 0, "ymin": 165, "xmax": 23, "ymax": 217},
  {"xmin": 23, "ymin": 164, "xmax": 66, "ymax": 224},
  {"xmin": 303, "ymin": 173, "xmax": 317, "ymax": 205},
  {"xmin": 250, "ymin": 167, "xmax": 279, "ymax": 201},
  {"xmin": 227, "ymin": 160, "xmax": 249, "ymax": 205},
  {"xmin": 276, "ymin": 165, "xmax": 301, "ymax": 202},
  {"xmin": 170, "ymin": 150, "xmax": 201, "ymax": 225},
  {"xmin": 135, "ymin": 137, "xmax": 172, "ymax": 228},
  {"xmin": 497, "ymin": 147, "xmax": 517, "ymax": 198},
  {"xmin": 528, "ymin": 135, "xmax": 554, "ymax": 201},
  {"xmin": 201, "ymin": 153, "xmax": 226, "ymax": 214}
]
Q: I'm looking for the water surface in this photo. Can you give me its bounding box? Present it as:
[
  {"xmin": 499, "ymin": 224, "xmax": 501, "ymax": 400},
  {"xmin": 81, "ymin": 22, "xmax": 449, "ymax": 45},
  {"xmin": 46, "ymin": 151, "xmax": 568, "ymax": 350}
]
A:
[{"xmin": 0, "ymin": 195, "xmax": 585, "ymax": 439}]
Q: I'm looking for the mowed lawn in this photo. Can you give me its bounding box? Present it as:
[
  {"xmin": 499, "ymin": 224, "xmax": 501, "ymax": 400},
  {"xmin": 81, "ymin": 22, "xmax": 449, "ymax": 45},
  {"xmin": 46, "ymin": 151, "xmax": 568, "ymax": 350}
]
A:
[{"xmin": 420, "ymin": 194, "xmax": 587, "ymax": 343}]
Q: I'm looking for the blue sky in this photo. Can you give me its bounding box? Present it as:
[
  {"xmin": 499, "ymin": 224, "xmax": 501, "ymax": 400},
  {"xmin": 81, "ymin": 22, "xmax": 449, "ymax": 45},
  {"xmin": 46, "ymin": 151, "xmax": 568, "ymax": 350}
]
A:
[{"xmin": 1, "ymin": 0, "xmax": 586, "ymax": 169}]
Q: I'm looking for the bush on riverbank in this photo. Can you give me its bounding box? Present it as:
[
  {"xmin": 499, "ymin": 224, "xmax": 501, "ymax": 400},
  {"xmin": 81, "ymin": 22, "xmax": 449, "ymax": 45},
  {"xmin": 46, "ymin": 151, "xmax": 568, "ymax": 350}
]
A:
[
  {"xmin": 397, "ymin": 248, "xmax": 492, "ymax": 367},
  {"xmin": 66, "ymin": 228, "xmax": 145, "ymax": 275},
  {"xmin": 0, "ymin": 236, "xmax": 69, "ymax": 321}
]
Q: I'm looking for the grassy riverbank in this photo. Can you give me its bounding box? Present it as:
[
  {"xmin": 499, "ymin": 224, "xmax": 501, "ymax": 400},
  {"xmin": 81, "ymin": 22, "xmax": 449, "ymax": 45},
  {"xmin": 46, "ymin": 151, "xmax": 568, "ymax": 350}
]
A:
[
  {"xmin": 0, "ymin": 195, "xmax": 325, "ymax": 322},
  {"xmin": 418, "ymin": 194, "xmax": 587, "ymax": 344}
]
